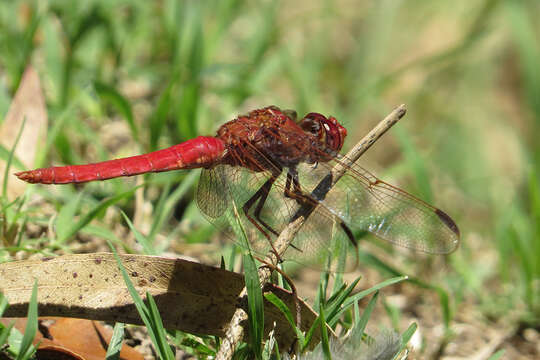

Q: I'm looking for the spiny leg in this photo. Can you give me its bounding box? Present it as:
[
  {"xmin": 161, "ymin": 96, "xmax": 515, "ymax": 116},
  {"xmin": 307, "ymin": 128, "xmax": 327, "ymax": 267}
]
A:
[
  {"xmin": 239, "ymin": 136, "xmax": 290, "ymax": 237},
  {"xmin": 252, "ymin": 176, "xmax": 280, "ymax": 237},
  {"xmin": 242, "ymin": 172, "xmax": 282, "ymax": 260},
  {"xmin": 284, "ymin": 168, "xmax": 305, "ymax": 202},
  {"xmin": 282, "ymin": 168, "xmax": 314, "ymax": 253},
  {"xmin": 243, "ymin": 169, "xmax": 282, "ymax": 236},
  {"xmin": 247, "ymin": 169, "xmax": 305, "ymax": 255}
]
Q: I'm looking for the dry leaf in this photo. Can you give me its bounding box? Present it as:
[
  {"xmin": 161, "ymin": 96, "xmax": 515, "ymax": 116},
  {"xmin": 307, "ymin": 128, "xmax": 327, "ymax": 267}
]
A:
[
  {"xmin": 0, "ymin": 65, "xmax": 48, "ymax": 199},
  {"xmin": 0, "ymin": 253, "xmax": 323, "ymax": 350},
  {"xmin": 0, "ymin": 317, "xmax": 143, "ymax": 360}
]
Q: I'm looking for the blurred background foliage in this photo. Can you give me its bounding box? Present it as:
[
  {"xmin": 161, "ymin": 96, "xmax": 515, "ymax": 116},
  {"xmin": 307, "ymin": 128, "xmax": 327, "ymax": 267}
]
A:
[{"xmin": 0, "ymin": 0, "xmax": 539, "ymax": 357}]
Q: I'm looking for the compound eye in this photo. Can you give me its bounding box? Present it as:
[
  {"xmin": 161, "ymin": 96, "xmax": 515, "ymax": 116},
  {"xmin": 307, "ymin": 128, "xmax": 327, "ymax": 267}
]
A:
[
  {"xmin": 299, "ymin": 118, "xmax": 320, "ymax": 136},
  {"xmin": 306, "ymin": 119, "xmax": 321, "ymax": 134},
  {"xmin": 301, "ymin": 113, "xmax": 327, "ymax": 135}
]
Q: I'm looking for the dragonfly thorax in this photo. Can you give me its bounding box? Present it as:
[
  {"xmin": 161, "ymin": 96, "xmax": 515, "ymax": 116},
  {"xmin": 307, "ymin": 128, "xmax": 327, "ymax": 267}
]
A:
[{"xmin": 216, "ymin": 106, "xmax": 339, "ymax": 172}]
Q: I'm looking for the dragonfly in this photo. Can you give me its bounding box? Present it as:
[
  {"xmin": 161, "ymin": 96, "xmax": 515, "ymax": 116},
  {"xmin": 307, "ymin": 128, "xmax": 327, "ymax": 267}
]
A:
[{"xmin": 16, "ymin": 106, "xmax": 460, "ymax": 270}]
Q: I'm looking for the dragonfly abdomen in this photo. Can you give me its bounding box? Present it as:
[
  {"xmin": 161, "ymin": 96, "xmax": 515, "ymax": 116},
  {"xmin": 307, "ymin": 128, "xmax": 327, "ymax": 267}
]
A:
[{"xmin": 15, "ymin": 136, "xmax": 225, "ymax": 184}]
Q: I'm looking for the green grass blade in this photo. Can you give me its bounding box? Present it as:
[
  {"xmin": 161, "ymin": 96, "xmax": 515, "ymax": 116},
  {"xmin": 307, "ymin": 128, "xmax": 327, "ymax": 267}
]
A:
[
  {"xmin": 273, "ymin": 340, "xmax": 281, "ymax": 360},
  {"xmin": 243, "ymin": 252, "xmax": 264, "ymax": 359},
  {"xmin": 37, "ymin": 91, "xmax": 85, "ymax": 168},
  {"xmin": 357, "ymin": 251, "xmax": 453, "ymax": 327},
  {"xmin": 121, "ymin": 211, "xmax": 155, "ymax": 255},
  {"xmin": 105, "ymin": 322, "xmax": 125, "ymax": 360},
  {"xmin": 229, "ymin": 197, "xmax": 264, "ymax": 358},
  {"xmin": 56, "ymin": 186, "xmax": 139, "ymax": 244},
  {"xmin": 318, "ymin": 283, "xmax": 331, "ymax": 360},
  {"xmin": 338, "ymin": 276, "xmax": 408, "ymax": 318},
  {"xmin": 16, "ymin": 280, "xmax": 38, "ymax": 360},
  {"xmin": 108, "ymin": 242, "xmax": 174, "ymax": 359},
  {"xmin": 149, "ymin": 78, "xmax": 177, "ymax": 151},
  {"xmin": 264, "ymin": 292, "xmax": 304, "ymax": 345},
  {"xmin": 82, "ymin": 224, "xmax": 133, "ymax": 252},
  {"xmin": 353, "ymin": 291, "xmax": 379, "ymax": 344},
  {"xmin": 94, "ymin": 81, "xmax": 139, "ymax": 142},
  {"xmin": 148, "ymin": 171, "xmax": 198, "ymax": 242},
  {"xmin": 326, "ymin": 282, "xmax": 347, "ymax": 305},
  {"xmin": 393, "ymin": 322, "xmax": 417, "ymax": 360},
  {"xmin": 0, "ymin": 292, "xmax": 8, "ymax": 316},
  {"xmin": 147, "ymin": 292, "xmax": 175, "ymax": 358},
  {"xmin": 302, "ymin": 315, "xmax": 324, "ymax": 352},
  {"xmin": 176, "ymin": 38, "xmax": 202, "ymax": 141},
  {"xmin": 0, "ymin": 144, "xmax": 25, "ymax": 170},
  {"xmin": 0, "ymin": 321, "xmax": 15, "ymax": 352},
  {"xmin": 180, "ymin": 335, "xmax": 216, "ymax": 357},
  {"xmin": 56, "ymin": 192, "xmax": 83, "ymax": 242},
  {"xmin": 314, "ymin": 270, "xmax": 330, "ymax": 312},
  {"xmin": 506, "ymin": 0, "xmax": 540, "ymax": 121},
  {"xmin": 394, "ymin": 126, "xmax": 432, "ymax": 202},
  {"xmin": 147, "ymin": 180, "xmax": 172, "ymax": 242},
  {"xmin": 487, "ymin": 349, "xmax": 505, "ymax": 360},
  {"xmin": 527, "ymin": 170, "xmax": 540, "ymax": 313},
  {"xmin": 325, "ymin": 277, "xmax": 361, "ymax": 326},
  {"xmin": 11, "ymin": 7, "xmax": 40, "ymax": 91},
  {"xmin": 383, "ymin": 298, "xmax": 401, "ymax": 330},
  {"xmin": 59, "ymin": 7, "xmax": 109, "ymax": 107},
  {"xmin": 2, "ymin": 117, "xmax": 25, "ymax": 199}
]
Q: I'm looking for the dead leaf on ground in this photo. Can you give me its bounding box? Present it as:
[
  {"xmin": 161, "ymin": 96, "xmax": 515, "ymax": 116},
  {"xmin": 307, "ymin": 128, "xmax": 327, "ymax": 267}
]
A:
[
  {"xmin": 0, "ymin": 253, "xmax": 325, "ymax": 350},
  {"xmin": 0, "ymin": 65, "xmax": 48, "ymax": 199},
  {"xmin": 0, "ymin": 317, "xmax": 143, "ymax": 360}
]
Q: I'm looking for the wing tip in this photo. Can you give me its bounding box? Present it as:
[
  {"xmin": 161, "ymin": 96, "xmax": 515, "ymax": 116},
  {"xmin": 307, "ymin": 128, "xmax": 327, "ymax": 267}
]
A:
[{"xmin": 435, "ymin": 208, "xmax": 460, "ymax": 250}]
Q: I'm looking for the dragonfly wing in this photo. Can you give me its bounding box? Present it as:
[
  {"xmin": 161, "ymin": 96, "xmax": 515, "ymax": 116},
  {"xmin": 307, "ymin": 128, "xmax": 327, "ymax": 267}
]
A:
[
  {"xmin": 196, "ymin": 165, "xmax": 357, "ymax": 270},
  {"xmin": 306, "ymin": 161, "xmax": 460, "ymax": 254},
  {"xmin": 281, "ymin": 207, "xmax": 359, "ymax": 271},
  {"xmin": 196, "ymin": 168, "xmax": 230, "ymax": 219},
  {"xmin": 196, "ymin": 165, "xmax": 286, "ymax": 255}
]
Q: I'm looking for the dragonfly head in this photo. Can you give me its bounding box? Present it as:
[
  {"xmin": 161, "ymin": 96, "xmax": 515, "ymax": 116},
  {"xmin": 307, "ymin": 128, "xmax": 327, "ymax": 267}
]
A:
[{"xmin": 299, "ymin": 112, "xmax": 347, "ymax": 158}]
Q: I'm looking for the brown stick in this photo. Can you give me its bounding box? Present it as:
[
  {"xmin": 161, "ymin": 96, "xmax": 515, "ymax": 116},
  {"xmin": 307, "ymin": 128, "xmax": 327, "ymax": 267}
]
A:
[{"xmin": 215, "ymin": 104, "xmax": 407, "ymax": 360}]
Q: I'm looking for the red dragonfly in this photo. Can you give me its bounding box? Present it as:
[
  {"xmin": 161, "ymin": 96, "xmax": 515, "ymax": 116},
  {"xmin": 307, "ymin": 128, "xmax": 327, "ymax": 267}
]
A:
[{"xmin": 16, "ymin": 106, "xmax": 459, "ymax": 269}]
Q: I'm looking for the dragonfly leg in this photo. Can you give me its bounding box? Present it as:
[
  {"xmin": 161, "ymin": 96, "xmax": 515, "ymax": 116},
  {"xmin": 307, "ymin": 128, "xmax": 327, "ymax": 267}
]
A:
[
  {"xmin": 281, "ymin": 169, "xmax": 314, "ymax": 253},
  {"xmin": 242, "ymin": 172, "xmax": 282, "ymax": 260},
  {"xmin": 286, "ymin": 168, "xmax": 359, "ymax": 251},
  {"xmin": 243, "ymin": 174, "xmax": 281, "ymax": 236},
  {"xmin": 252, "ymin": 179, "xmax": 280, "ymax": 237},
  {"xmin": 284, "ymin": 168, "xmax": 306, "ymax": 204},
  {"xmin": 252, "ymin": 176, "xmax": 306, "ymax": 254}
]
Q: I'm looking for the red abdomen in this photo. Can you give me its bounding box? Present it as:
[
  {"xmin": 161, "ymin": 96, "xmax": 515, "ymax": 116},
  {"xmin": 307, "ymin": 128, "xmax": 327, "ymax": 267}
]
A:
[{"xmin": 16, "ymin": 136, "xmax": 225, "ymax": 184}]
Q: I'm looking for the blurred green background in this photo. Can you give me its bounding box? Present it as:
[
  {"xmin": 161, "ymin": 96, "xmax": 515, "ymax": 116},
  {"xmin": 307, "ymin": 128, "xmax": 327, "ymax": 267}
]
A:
[{"xmin": 0, "ymin": 0, "xmax": 539, "ymax": 358}]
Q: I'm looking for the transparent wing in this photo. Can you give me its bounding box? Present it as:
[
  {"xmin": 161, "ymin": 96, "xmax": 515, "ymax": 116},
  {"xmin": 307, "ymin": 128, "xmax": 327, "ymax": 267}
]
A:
[
  {"xmin": 296, "ymin": 159, "xmax": 460, "ymax": 254},
  {"xmin": 195, "ymin": 154, "xmax": 459, "ymax": 271},
  {"xmin": 196, "ymin": 167, "xmax": 229, "ymax": 219},
  {"xmin": 195, "ymin": 165, "xmax": 358, "ymax": 271}
]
